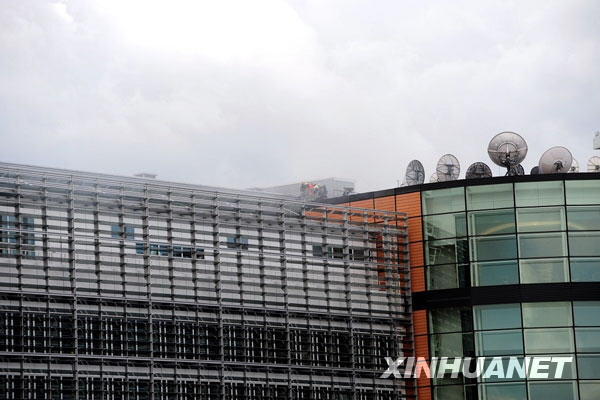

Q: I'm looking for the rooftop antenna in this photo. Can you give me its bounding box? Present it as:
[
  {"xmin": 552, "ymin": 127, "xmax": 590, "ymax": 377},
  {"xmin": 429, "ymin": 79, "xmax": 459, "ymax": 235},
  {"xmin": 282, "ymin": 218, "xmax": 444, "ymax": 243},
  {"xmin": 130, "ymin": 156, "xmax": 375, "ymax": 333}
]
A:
[
  {"xmin": 530, "ymin": 166, "xmax": 540, "ymax": 175},
  {"xmin": 436, "ymin": 154, "xmax": 460, "ymax": 182},
  {"xmin": 466, "ymin": 162, "xmax": 492, "ymax": 179},
  {"xmin": 539, "ymin": 146, "xmax": 573, "ymax": 174},
  {"xmin": 508, "ymin": 164, "xmax": 525, "ymax": 176},
  {"xmin": 588, "ymin": 156, "xmax": 600, "ymax": 172},
  {"xmin": 569, "ymin": 159, "xmax": 580, "ymax": 173},
  {"xmin": 487, "ymin": 131, "xmax": 528, "ymax": 175},
  {"xmin": 404, "ymin": 160, "xmax": 425, "ymax": 186},
  {"xmin": 594, "ymin": 131, "xmax": 600, "ymax": 150},
  {"xmin": 429, "ymin": 172, "xmax": 439, "ymax": 183}
]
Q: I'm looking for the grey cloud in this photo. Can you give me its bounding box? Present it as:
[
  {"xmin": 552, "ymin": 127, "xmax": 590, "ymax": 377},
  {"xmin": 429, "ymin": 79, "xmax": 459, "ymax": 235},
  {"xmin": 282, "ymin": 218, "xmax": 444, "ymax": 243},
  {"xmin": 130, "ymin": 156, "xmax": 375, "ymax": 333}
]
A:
[{"xmin": 0, "ymin": 0, "xmax": 599, "ymax": 191}]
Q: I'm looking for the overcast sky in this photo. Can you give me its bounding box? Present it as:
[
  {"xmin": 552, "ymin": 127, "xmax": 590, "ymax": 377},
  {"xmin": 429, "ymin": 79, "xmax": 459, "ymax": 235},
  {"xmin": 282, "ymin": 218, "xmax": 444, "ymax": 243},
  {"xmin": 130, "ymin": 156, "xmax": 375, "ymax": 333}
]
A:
[{"xmin": 1, "ymin": 1, "xmax": 599, "ymax": 192}]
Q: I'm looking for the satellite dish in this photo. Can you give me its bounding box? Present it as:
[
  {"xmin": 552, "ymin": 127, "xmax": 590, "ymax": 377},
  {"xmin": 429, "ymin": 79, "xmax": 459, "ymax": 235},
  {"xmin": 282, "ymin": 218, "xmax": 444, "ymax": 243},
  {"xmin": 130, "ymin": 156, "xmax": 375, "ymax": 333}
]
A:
[
  {"xmin": 436, "ymin": 154, "xmax": 460, "ymax": 182},
  {"xmin": 508, "ymin": 164, "xmax": 525, "ymax": 176},
  {"xmin": 488, "ymin": 132, "xmax": 528, "ymax": 175},
  {"xmin": 405, "ymin": 160, "xmax": 425, "ymax": 186},
  {"xmin": 588, "ymin": 156, "xmax": 600, "ymax": 172},
  {"xmin": 569, "ymin": 159, "xmax": 579, "ymax": 173},
  {"xmin": 530, "ymin": 166, "xmax": 540, "ymax": 175},
  {"xmin": 430, "ymin": 172, "xmax": 439, "ymax": 183},
  {"xmin": 539, "ymin": 146, "xmax": 573, "ymax": 174},
  {"xmin": 466, "ymin": 162, "xmax": 492, "ymax": 179}
]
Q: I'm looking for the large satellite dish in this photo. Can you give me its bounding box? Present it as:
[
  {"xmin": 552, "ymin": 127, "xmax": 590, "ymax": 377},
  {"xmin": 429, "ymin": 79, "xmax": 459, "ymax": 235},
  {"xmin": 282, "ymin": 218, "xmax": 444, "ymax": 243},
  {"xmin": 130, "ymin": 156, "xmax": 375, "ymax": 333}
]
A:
[
  {"xmin": 588, "ymin": 156, "xmax": 600, "ymax": 172},
  {"xmin": 488, "ymin": 132, "xmax": 528, "ymax": 175},
  {"xmin": 430, "ymin": 172, "xmax": 439, "ymax": 183},
  {"xmin": 466, "ymin": 162, "xmax": 492, "ymax": 179},
  {"xmin": 436, "ymin": 154, "xmax": 460, "ymax": 182},
  {"xmin": 569, "ymin": 159, "xmax": 579, "ymax": 173},
  {"xmin": 404, "ymin": 160, "xmax": 425, "ymax": 186},
  {"xmin": 530, "ymin": 166, "xmax": 540, "ymax": 175},
  {"xmin": 539, "ymin": 146, "xmax": 573, "ymax": 174},
  {"xmin": 508, "ymin": 164, "xmax": 525, "ymax": 176}
]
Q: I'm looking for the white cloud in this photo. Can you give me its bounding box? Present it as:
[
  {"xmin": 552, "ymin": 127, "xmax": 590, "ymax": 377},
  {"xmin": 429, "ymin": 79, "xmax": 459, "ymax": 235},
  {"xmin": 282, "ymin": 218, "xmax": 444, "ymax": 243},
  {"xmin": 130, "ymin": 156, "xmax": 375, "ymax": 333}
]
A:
[{"xmin": 0, "ymin": 0, "xmax": 598, "ymax": 191}]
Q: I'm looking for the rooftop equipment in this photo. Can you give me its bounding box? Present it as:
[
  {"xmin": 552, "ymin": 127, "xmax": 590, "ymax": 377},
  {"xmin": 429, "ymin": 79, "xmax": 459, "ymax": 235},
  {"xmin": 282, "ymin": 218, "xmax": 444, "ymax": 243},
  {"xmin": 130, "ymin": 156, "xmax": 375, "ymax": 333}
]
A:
[
  {"xmin": 569, "ymin": 159, "xmax": 580, "ymax": 173},
  {"xmin": 588, "ymin": 156, "xmax": 600, "ymax": 172},
  {"xmin": 508, "ymin": 164, "xmax": 525, "ymax": 176},
  {"xmin": 404, "ymin": 160, "xmax": 426, "ymax": 186},
  {"xmin": 465, "ymin": 162, "xmax": 492, "ymax": 179},
  {"xmin": 488, "ymin": 131, "xmax": 528, "ymax": 175},
  {"xmin": 436, "ymin": 154, "xmax": 460, "ymax": 182},
  {"xmin": 538, "ymin": 146, "xmax": 573, "ymax": 174}
]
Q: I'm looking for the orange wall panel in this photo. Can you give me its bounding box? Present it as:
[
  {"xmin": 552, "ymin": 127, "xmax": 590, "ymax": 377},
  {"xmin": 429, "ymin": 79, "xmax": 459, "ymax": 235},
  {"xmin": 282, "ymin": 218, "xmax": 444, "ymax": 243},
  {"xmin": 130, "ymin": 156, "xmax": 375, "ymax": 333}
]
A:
[
  {"xmin": 411, "ymin": 267, "xmax": 425, "ymax": 293},
  {"xmin": 413, "ymin": 310, "xmax": 428, "ymax": 335},
  {"xmin": 349, "ymin": 199, "xmax": 374, "ymax": 209},
  {"xmin": 417, "ymin": 385, "xmax": 432, "ymax": 400},
  {"xmin": 374, "ymin": 196, "xmax": 396, "ymax": 212},
  {"xmin": 396, "ymin": 192, "xmax": 422, "ymax": 218}
]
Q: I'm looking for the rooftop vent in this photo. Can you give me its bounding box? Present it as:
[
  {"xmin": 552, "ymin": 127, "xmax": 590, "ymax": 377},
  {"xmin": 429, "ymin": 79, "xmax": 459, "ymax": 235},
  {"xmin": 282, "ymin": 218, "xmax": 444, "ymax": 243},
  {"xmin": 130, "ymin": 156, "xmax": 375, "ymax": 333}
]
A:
[{"xmin": 134, "ymin": 172, "xmax": 157, "ymax": 179}]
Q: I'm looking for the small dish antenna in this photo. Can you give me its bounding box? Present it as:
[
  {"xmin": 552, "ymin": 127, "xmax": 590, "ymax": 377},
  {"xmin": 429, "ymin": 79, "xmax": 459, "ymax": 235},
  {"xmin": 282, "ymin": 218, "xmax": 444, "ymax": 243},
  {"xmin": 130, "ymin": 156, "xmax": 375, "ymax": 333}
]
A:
[
  {"xmin": 466, "ymin": 162, "xmax": 492, "ymax": 179},
  {"xmin": 588, "ymin": 156, "xmax": 600, "ymax": 172},
  {"xmin": 530, "ymin": 166, "xmax": 540, "ymax": 175},
  {"xmin": 508, "ymin": 164, "xmax": 525, "ymax": 176},
  {"xmin": 488, "ymin": 132, "xmax": 528, "ymax": 175},
  {"xmin": 430, "ymin": 172, "xmax": 439, "ymax": 183},
  {"xmin": 404, "ymin": 160, "xmax": 425, "ymax": 186},
  {"xmin": 569, "ymin": 159, "xmax": 579, "ymax": 173},
  {"xmin": 436, "ymin": 154, "xmax": 460, "ymax": 182},
  {"xmin": 539, "ymin": 146, "xmax": 573, "ymax": 174}
]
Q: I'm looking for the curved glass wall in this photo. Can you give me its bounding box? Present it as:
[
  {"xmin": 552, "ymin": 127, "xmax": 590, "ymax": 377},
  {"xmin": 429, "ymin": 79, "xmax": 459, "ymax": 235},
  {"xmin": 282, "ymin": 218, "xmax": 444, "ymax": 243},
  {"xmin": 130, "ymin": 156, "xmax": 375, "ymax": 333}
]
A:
[
  {"xmin": 421, "ymin": 179, "xmax": 600, "ymax": 288},
  {"xmin": 427, "ymin": 301, "xmax": 600, "ymax": 399},
  {"xmin": 420, "ymin": 179, "xmax": 600, "ymax": 399}
]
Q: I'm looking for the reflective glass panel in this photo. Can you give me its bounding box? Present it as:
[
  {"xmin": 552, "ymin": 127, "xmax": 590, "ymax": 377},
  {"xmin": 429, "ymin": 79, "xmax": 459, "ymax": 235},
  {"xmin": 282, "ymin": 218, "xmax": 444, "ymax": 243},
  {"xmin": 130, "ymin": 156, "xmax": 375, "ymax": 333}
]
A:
[
  {"xmin": 475, "ymin": 330, "xmax": 523, "ymax": 356},
  {"xmin": 531, "ymin": 354, "xmax": 577, "ymax": 380},
  {"xmin": 519, "ymin": 258, "xmax": 569, "ymax": 283},
  {"xmin": 479, "ymin": 383, "xmax": 527, "ymax": 400},
  {"xmin": 479, "ymin": 357, "xmax": 526, "ymax": 383},
  {"xmin": 515, "ymin": 181, "xmax": 564, "ymax": 207},
  {"xmin": 524, "ymin": 328, "xmax": 574, "ymax": 354},
  {"xmin": 466, "ymin": 183, "xmax": 514, "ymax": 210},
  {"xmin": 574, "ymin": 302, "xmax": 600, "ymax": 326},
  {"xmin": 470, "ymin": 235, "xmax": 517, "ymax": 261},
  {"xmin": 474, "ymin": 304, "xmax": 522, "ymax": 330},
  {"xmin": 570, "ymin": 258, "xmax": 600, "ymax": 282},
  {"xmin": 423, "ymin": 213, "xmax": 467, "ymax": 240},
  {"xmin": 430, "ymin": 332, "xmax": 474, "ymax": 357},
  {"xmin": 567, "ymin": 206, "xmax": 600, "ymax": 231},
  {"xmin": 427, "ymin": 264, "xmax": 468, "ymax": 290},
  {"xmin": 433, "ymin": 385, "xmax": 464, "ymax": 400},
  {"xmin": 468, "ymin": 209, "xmax": 515, "ymax": 236},
  {"xmin": 569, "ymin": 232, "xmax": 600, "ymax": 257},
  {"xmin": 577, "ymin": 354, "xmax": 600, "ymax": 379},
  {"xmin": 472, "ymin": 260, "xmax": 519, "ymax": 286},
  {"xmin": 429, "ymin": 307, "xmax": 473, "ymax": 334},
  {"xmin": 516, "ymin": 207, "xmax": 565, "ymax": 233},
  {"xmin": 426, "ymin": 238, "xmax": 469, "ymax": 266},
  {"xmin": 576, "ymin": 328, "xmax": 600, "ymax": 352},
  {"xmin": 522, "ymin": 302, "xmax": 572, "ymax": 327},
  {"xmin": 528, "ymin": 381, "xmax": 578, "ymax": 400},
  {"xmin": 518, "ymin": 232, "xmax": 567, "ymax": 258},
  {"xmin": 579, "ymin": 381, "xmax": 600, "ymax": 400},
  {"xmin": 565, "ymin": 180, "xmax": 600, "ymax": 205},
  {"xmin": 422, "ymin": 187, "xmax": 465, "ymax": 215}
]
